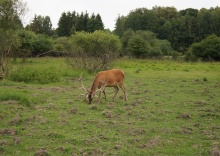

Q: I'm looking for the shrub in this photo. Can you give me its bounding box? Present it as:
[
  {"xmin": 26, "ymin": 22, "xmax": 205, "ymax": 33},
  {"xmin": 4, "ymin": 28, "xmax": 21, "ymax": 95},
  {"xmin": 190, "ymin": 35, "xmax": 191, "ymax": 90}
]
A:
[
  {"xmin": 126, "ymin": 30, "xmax": 172, "ymax": 58},
  {"xmin": 171, "ymin": 51, "xmax": 182, "ymax": 60},
  {"xmin": 68, "ymin": 30, "xmax": 121, "ymax": 73},
  {"xmin": 53, "ymin": 37, "xmax": 71, "ymax": 53},
  {"xmin": 188, "ymin": 34, "xmax": 220, "ymax": 61},
  {"xmin": 32, "ymin": 34, "xmax": 53, "ymax": 56},
  {"xmin": 16, "ymin": 30, "xmax": 36, "ymax": 59},
  {"xmin": 8, "ymin": 67, "xmax": 60, "ymax": 84}
]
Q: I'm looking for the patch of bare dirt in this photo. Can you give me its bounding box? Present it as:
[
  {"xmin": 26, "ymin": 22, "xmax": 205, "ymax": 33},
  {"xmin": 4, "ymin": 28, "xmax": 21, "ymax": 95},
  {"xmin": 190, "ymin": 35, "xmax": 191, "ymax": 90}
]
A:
[
  {"xmin": 0, "ymin": 100, "xmax": 19, "ymax": 105},
  {"xmin": 177, "ymin": 113, "xmax": 191, "ymax": 119},
  {"xmin": 14, "ymin": 137, "xmax": 22, "ymax": 145},
  {"xmin": 0, "ymin": 140, "xmax": 7, "ymax": 146},
  {"xmin": 34, "ymin": 147, "xmax": 49, "ymax": 156},
  {"xmin": 195, "ymin": 100, "xmax": 209, "ymax": 106},
  {"xmin": 102, "ymin": 110, "xmax": 112, "ymax": 118},
  {"xmin": 81, "ymin": 148, "xmax": 104, "ymax": 156},
  {"xmin": 10, "ymin": 114, "xmax": 21, "ymax": 125},
  {"xmin": 68, "ymin": 108, "xmax": 78, "ymax": 114},
  {"xmin": 0, "ymin": 128, "xmax": 16, "ymax": 136},
  {"xmin": 210, "ymin": 142, "xmax": 220, "ymax": 156},
  {"xmin": 139, "ymin": 137, "xmax": 162, "ymax": 149}
]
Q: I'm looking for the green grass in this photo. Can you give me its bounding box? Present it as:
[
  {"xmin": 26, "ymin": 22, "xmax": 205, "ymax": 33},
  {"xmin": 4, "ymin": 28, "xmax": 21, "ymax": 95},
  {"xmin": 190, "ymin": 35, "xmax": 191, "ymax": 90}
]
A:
[{"xmin": 0, "ymin": 58, "xmax": 220, "ymax": 155}]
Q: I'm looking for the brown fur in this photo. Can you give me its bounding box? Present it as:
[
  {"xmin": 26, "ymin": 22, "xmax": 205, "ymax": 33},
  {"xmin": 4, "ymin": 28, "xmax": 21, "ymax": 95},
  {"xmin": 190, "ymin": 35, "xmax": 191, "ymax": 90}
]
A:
[{"xmin": 89, "ymin": 69, "xmax": 128, "ymax": 104}]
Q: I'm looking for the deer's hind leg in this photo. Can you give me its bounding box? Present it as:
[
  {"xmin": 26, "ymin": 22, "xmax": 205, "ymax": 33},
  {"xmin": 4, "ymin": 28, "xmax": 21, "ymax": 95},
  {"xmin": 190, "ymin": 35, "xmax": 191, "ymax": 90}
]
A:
[
  {"xmin": 118, "ymin": 82, "xmax": 128, "ymax": 101},
  {"xmin": 112, "ymin": 86, "xmax": 119, "ymax": 101}
]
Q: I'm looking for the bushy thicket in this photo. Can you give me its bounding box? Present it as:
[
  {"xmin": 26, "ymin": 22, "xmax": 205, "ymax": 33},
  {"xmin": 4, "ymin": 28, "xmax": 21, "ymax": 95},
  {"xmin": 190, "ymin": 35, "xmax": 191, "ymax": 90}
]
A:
[
  {"xmin": 186, "ymin": 35, "xmax": 220, "ymax": 61},
  {"xmin": 16, "ymin": 30, "xmax": 53, "ymax": 57},
  {"xmin": 122, "ymin": 30, "xmax": 173, "ymax": 58},
  {"xmin": 67, "ymin": 30, "xmax": 121, "ymax": 73}
]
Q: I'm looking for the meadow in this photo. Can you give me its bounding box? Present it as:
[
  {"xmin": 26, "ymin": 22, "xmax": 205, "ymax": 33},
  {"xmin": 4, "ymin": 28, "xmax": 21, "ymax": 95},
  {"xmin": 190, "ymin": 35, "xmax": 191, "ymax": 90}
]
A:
[{"xmin": 0, "ymin": 57, "xmax": 220, "ymax": 155}]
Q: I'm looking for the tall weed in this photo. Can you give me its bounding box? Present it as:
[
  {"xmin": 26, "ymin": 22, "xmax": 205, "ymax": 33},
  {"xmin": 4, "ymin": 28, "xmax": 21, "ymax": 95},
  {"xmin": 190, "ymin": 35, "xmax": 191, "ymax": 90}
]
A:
[{"xmin": 8, "ymin": 67, "xmax": 60, "ymax": 84}]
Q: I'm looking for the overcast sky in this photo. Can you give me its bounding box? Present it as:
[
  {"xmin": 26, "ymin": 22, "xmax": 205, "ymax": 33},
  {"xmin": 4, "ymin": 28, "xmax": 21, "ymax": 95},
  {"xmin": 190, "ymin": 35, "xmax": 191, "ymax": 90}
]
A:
[{"xmin": 23, "ymin": 0, "xmax": 219, "ymax": 30}]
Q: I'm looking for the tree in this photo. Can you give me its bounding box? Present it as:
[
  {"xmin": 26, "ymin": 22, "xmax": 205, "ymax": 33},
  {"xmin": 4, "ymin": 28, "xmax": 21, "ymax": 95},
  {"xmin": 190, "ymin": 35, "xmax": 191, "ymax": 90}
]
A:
[
  {"xmin": 26, "ymin": 15, "xmax": 53, "ymax": 36},
  {"xmin": 94, "ymin": 14, "xmax": 104, "ymax": 30},
  {"xmin": 75, "ymin": 12, "xmax": 85, "ymax": 32},
  {"xmin": 128, "ymin": 35, "xmax": 149, "ymax": 58},
  {"xmin": 16, "ymin": 29, "xmax": 35, "ymax": 61},
  {"xmin": 68, "ymin": 30, "xmax": 121, "ymax": 73},
  {"xmin": 42, "ymin": 16, "xmax": 53, "ymax": 36},
  {"xmin": 210, "ymin": 7, "xmax": 220, "ymax": 36},
  {"xmin": 121, "ymin": 29, "xmax": 135, "ymax": 56},
  {"xmin": 57, "ymin": 12, "xmax": 69, "ymax": 36},
  {"xmin": 114, "ymin": 15, "xmax": 126, "ymax": 37},
  {"xmin": 0, "ymin": 0, "xmax": 27, "ymax": 75},
  {"xmin": 125, "ymin": 30, "xmax": 172, "ymax": 58}
]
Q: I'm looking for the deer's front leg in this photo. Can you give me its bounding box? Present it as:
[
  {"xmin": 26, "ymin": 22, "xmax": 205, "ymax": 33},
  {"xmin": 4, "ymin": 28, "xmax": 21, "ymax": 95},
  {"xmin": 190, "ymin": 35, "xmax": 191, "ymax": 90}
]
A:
[{"xmin": 97, "ymin": 91, "xmax": 102, "ymax": 104}]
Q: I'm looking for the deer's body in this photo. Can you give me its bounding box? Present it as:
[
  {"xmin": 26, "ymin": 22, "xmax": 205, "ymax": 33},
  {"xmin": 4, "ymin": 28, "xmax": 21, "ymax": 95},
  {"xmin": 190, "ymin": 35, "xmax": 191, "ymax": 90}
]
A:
[
  {"xmin": 88, "ymin": 69, "xmax": 128, "ymax": 103},
  {"xmin": 78, "ymin": 69, "xmax": 128, "ymax": 104},
  {"xmin": 90, "ymin": 69, "xmax": 125, "ymax": 91}
]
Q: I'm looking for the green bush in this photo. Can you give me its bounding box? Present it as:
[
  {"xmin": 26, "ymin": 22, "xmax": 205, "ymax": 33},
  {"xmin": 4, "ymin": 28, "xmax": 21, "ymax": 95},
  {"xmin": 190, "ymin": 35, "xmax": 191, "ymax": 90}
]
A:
[
  {"xmin": 68, "ymin": 30, "xmax": 122, "ymax": 73},
  {"xmin": 125, "ymin": 30, "xmax": 172, "ymax": 58},
  {"xmin": 16, "ymin": 30, "xmax": 35, "ymax": 58},
  {"xmin": 32, "ymin": 34, "xmax": 53, "ymax": 56},
  {"xmin": 188, "ymin": 34, "xmax": 220, "ymax": 61},
  {"xmin": 8, "ymin": 67, "xmax": 60, "ymax": 84}
]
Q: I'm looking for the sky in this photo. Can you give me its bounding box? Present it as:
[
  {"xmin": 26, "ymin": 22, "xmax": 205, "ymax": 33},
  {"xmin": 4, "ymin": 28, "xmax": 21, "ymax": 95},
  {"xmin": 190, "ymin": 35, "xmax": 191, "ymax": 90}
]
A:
[{"xmin": 22, "ymin": 0, "xmax": 219, "ymax": 30}]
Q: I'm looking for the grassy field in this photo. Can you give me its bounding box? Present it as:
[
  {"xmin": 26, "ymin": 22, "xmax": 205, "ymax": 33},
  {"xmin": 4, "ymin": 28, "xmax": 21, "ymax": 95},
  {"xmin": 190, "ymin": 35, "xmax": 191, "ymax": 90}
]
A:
[{"xmin": 0, "ymin": 58, "xmax": 220, "ymax": 155}]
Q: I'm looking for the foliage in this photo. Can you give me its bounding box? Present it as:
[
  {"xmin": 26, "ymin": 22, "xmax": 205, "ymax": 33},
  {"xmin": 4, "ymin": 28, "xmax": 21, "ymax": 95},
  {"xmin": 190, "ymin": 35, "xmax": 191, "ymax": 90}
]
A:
[
  {"xmin": 0, "ymin": 0, "xmax": 26, "ymax": 75},
  {"xmin": 187, "ymin": 34, "xmax": 220, "ymax": 61},
  {"xmin": 114, "ymin": 6, "xmax": 220, "ymax": 53},
  {"xmin": 125, "ymin": 30, "xmax": 172, "ymax": 58},
  {"xmin": 127, "ymin": 34, "xmax": 149, "ymax": 58},
  {"xmin": 16, "ymin": 29, "xmax": 36, "ymax": 60},
  {"xmin": 31, "ymin": 34, "xmax": 53, "ymax": 56},
  {"xmin": 113, "ymin": 15, "xmax": 126, "ymax": 38},
  {"xmin": 0, "ymin": 0, "xmax": 25, "ymax": 30},
  {"xmin": 68, "ymin": 30, "xmax": 121, "ymax": 73},
  {"xmin": 8, "ymin": 66, "xmax": 60, "ymax": 84},
  {"xmin": 53, "ymin": 37, "xmax": 71, "ymax": 52},
  {"xmin": 57, "ymin": 11, "xmax": 104, "ymax": 37},
  {"xmin": 25, "ymin": 15, "xmax": 53, "ymax": 36}
]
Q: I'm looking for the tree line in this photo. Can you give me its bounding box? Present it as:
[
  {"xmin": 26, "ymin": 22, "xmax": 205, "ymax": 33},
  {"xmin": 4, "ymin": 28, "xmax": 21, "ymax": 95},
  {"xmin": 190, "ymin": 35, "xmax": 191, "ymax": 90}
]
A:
[
  {"xmin": 1, "ymin": 0, "xmax": 220, "ymax": 76},
  {"xmin": 22, "ymin": 5, "xmax": 220, "ymax": 60},
  {"xmin": 25, "ymin": 11, "xmax": 104, "ymax": 37},
  {"xmin": 114, "ymin": 6, "xmax": 220, "ymax": 53}
]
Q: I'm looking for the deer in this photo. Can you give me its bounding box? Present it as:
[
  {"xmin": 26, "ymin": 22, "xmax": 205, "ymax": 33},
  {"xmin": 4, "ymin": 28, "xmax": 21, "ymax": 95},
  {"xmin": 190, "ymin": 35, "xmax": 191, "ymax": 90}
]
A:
[{"xmin": 77, "ymin": 69, "xmax": 128, "ymax": 104}]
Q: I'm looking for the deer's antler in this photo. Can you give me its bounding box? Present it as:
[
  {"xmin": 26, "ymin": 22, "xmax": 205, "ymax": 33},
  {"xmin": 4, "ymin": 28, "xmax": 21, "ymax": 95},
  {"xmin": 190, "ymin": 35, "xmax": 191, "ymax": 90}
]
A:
[
  {"xmin": 93, "ymin": 80, "xmax": 108, "ymax": 95},
  {"xmin": 76, "ymin": 73, "xmax": 89, "ymax": 96}
]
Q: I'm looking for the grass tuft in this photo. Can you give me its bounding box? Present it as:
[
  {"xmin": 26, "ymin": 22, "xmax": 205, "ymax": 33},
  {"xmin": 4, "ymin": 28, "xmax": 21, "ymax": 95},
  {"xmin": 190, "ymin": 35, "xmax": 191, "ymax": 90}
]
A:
[
  {"xmin": 0, "ymin": 89, "xmax": 33, "ymax": 106},
  {"xmin": 8, "ymin": 67, "xmax": 60, "ymax": 84}
]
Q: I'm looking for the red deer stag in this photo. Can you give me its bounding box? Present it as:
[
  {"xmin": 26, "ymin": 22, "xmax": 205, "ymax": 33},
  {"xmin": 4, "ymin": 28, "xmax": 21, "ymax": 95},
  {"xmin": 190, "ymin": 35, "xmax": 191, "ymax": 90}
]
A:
[{"xmin": 78, "ymin": 69, "xmax": 128, "ymax": 104}]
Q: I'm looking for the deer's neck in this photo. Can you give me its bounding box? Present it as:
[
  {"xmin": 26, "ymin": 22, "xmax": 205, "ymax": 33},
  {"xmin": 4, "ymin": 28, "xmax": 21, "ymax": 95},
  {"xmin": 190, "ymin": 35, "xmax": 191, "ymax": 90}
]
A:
[{"xmin": 90, "ymin": 77, "xmax": 99, "ymax": 93}]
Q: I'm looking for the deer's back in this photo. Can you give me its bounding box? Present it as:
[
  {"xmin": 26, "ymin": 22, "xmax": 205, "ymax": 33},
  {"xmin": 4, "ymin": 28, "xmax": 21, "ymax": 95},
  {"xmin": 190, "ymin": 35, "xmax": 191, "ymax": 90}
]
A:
[{"xmin": 96, "ymin": 69, "xmax": 124, "ymax": 87}]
